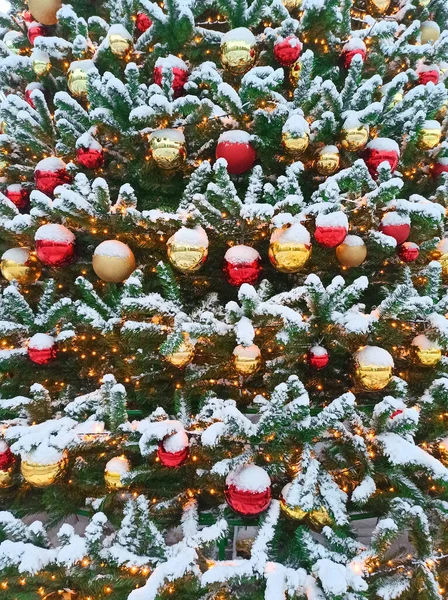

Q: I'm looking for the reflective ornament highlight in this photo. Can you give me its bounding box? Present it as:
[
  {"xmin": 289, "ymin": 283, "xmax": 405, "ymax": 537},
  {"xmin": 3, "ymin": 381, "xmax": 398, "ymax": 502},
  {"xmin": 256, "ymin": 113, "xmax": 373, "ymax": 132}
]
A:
[
  {"xmin": 282, "ymin": 115, "xmax": 310, "ymax": 157},
  {"xmin": 336, "ymin": 235, "xmax": 367, "ymax": 267},
  {"xmin": 27, "ymin": 21, "xmax": 45, "ymax": 45},
  {"xmin": 398, "ymin": 242, "xmax": 419, "ymax": 263},
  {"xmin": 165, "ymin": 334, "xmax": 194, "ymax": 368},
  {"xmin": 342, "ymin": 39, "xmax": 366, "ymax": 69},
  {"xmin": 341, "ymin": 120, "xmax": 369, "ymax": 152},
  {"xmin": 220, "ymin": 27, "xmax": 257, "ymax": 75},
  {"xmin": 136, "ymin": 12, "xmax": 152, "ymax": 33},
  {"xmin": 4, "ymin": 30, "xmax": 22, "ymax": 53},
  {"xmin": 68, "ymin": 60, "xmax": 97, "ymax": 98},
  {"xmin": 154, "ymin": 55, "xmax": 188, "ymax": 97},
  {"xmin": 28, "ymin": 0, "xmax": 61, "ymax": 25},
  {"xmin": 307, "ymin": 345, "xmax": 329, "ymax": 370},
  {"xmin": 354, "ymin": 345, "xmax": 394, "ymax": 391},
  {"xmin": 282, "ymin": 0, "xmax": 302, "ymax": 9},
  {"xmin": 216, "ymin": 130, "xmax": 256, "ymax": 175},
  {"xmin": 269, "ymin": 222, "xmax": 311, "ymax": 273},
  {"xmin": 314, "ymin": 211, "xmax": 348, "ymax": 248},
  {"xmin": 273, "ymin": 35, "xmax": 302, "ymax": 67},
  {"xmin": 108, "ymin": 25, "xmax": 133, "ymax": 57},
  {"xmin": 233, "ymin": 343, "xmax": 261, "ymax": 376},
  {"xmin": 92, "ymin": 240, "xmax": 136, "ymax": 283},
  {"xmin": 149, "ymin": 128, "xmax": 186, "ymax": 170},
  {"xmin": 167, "ymin": 225, "xmax": 208, "ymax": 272},
  {"xmin": 411, "ymin": 334, "xmax": 442, "ymax": 367},
  {"xmin": 0, "ymin": 441, "xmax": 15, "ymax": 489},
  {"xmin": 225, "ymin": 465, "xmax": 271, "ymax": 516},
  {"xmin": 5, "ymin": 183, "xmax": 29, "ymax": 210},
  {"xmin": 364, "ymin": 138, "xmax": 400, "ymax": 179},
  {"xmin": 35, "ymin": 223, "xmax": 75, "ymax": 267},
  {"xmin": 28, "ymin": 333, "xmax": 57, "ymax": 365},
  {"xmin": 289, "ymin": 60, "xmax": 301, "ymax": 85},
  {"xmin": 432, "ymin": 158, "xmax": 448, "ymax": 179},
  {"xmin": 104, "ymin": 455, "xmax": 130, "ymax": 489},
  {"xmin": 421, "ymin": 21, "xmax": 440, "ymax": 45},
  {"xmin": 367, "ymin": 0, "xmax": 391, "ymax": 14},
  {"xmin": 34, "ymin": 156, "xmax": 72, "ymax": 195},
  {"xmin": 379, "ymin": 213, "xmax": 410, "ymax": 245},
  {"xmin": 436, "ymin": 239, "xmax": 448, "ymax": 276},
  {"xmin": 315, "ymin": 145, "xmax": 340, "ymax": 175},
  {"xmin": 1, "ymin": 247, "xmax": 41, "ymax": 284},
  {"xmin": 21, "ymin": 448, "xmax": 67, "ymax": 487},
  {"xmin": 158, "ymin": 430, "xmax": 189, "ymax": 468},
  {"xmin": 25, "ymin": 81, "xmax": 45, "ymax": 108},
  {"xmin": 32, "ymin": 49, "xmax": 51, "ymax": 76},
  {"xmin": 224, "ymin": 245, "xmax": 261, "ymax": 287},
  {"xmin": 417, "ymin": 120, "xmax": 442, "ymax": 151}
]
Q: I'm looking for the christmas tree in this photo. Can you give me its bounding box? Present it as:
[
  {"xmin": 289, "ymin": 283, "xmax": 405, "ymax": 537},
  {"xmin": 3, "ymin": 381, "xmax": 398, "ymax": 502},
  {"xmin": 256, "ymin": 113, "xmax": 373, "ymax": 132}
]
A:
[{"xmin": 0, "ymin": 0, "xmax": 448, "ymax": 598}]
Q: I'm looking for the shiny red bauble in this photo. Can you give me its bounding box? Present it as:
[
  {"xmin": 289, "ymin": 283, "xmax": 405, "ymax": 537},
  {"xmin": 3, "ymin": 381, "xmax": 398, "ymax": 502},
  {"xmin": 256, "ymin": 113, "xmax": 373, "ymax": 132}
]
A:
[
  {"xmin": 0, "ymin": 442, "xmax": 15, "ymax": 471},
  {"xmin": 364, "ymin": 139, "xmax": 400, "ymax": 179},
  {"xmin": 34, "ymin": 158, "xmax": 72, "ymax": 196},
  {"xmin": 379, "ymin": 213, "xmax": 410, "ymax": 245},
  {"xmin": 398, "ymin": 242, "xmax": 419, "ymax": 262},
  {"xmin": 390, "ymin": 409, "xmax": 404, "ymax": 419},
  {"xmin": 157, "ymin": 431, "xmax": 189, "ymax": 468},
  {"xmin": 22, "ymin": 10, "xmax": 33, "ymax": 22},
  {"xmin": 5, "ymin": 184, "xmax": 29, "ymax": 210},
  {"xmin": 341, "ymin": 39, "xmax": 366, "ymax": 69},
  {"xmin": 28, "ymin": 21, "xmax": 45, "ymax": 45},
  {"xmin": 25, "ymin": 82, "xmax": 45, "ymax": 108},
  {"xmin": 136, "ymin": 12, "xmax": 152, "ymax": 33},
  {"xmin": 153, "ymin": 56, "xmax": 188, "ymax": 97},
  {"xmin": 27, "ymin": 333, "xmax": 57, "ymax": 365},
  {"xmin": 418, "ymin": 70, "xmax": 439, "ymax": 85},
  {"xmin": 224, "ymin": 245, "xmax": 262, "ymax": 286},
  {"xmin": 76, "ymin": 146, "xmax": 104, "ymax": 169},
  {"xmin": 225, "ymin": 465, "xmax": 271, "ymax": 517},
  {"xmin": 216, "ymin": 131, "xmax": 256, "ymax": 175},
  {"xmin": 273, "ymin": 35, "xmax": 302, "ymax": 67},
  {"xmin": 432, "ymin": 158, "xmax": 448, "ymax": 178},
  {"xmin": 35, "ymin": 223, "xmax": 75, "ymax": 267},
  {"xmin": 307, "ymin": 346, "xmax": 329, "ymax": 370},
  {"xmin": 314, "ymin": 212, "xmax": 348, "ymax": 248}
]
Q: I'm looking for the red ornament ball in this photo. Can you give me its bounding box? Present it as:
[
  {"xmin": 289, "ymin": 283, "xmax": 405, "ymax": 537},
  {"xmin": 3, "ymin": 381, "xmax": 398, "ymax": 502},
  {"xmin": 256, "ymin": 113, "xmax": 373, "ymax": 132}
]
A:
[
  {"xmin": 0, "ymin": 441, "xmax": 15, "ymax": 471},
  {"xmin": 364, "ymin": 138, "xmax": 400, "ymax": 179},
  {"xmin": 273, "ymin": 35, "xmax": 302, "ymax": 67},
  {"xmin": 307, "ymin": 345, "xmax": 329, "ymax": 370},
  {"xmin": 314, "ymin": 212, "xmax": 348, "ymax": 248},
  {"xmin": 27, "ymin": 333, "xmax": 57, "ymax": 365},
  {"xmin": 22, "ymin": 10, "xmax": 33, "ymax": 22},
  {"xmin": 379, "ymin": 213, "xmax": 410, "ymax": 245},
  {"xmin": 224, "ymin": 245, "xmax": 261, "ymax": 287},
  {"xmin": 432, "ymin": 158, "xmax": 448, "ymax": 178},
  {"xmin": 34, "ymin": 157, "xmax": 72, "ymax": 196},
  {"xmin": 76, "ymin": 138, "xmax": 104, "ymax": 169},
  {"xmin": 216, "ymin": 130, "xmax": 256, "ymax": 175},
  {"xmin": 136, "ymin": 12, "xmax": 152, "ymax": 33},
  {"xmin": 390, "ymin": 409, "xmax": 404, "ymax": 419},
  {"xmin": 25, "ymin": 81, "xmax": 45, "ymax": 108},
  {"xmin": 341, "ymin": 38, "xmax": 366, "ymax": 69},
  {"xmin": 417, "ymin": 64, "xmax": 439, "ymax": 86},
  {"xmin": 157, "ymin": 430, "xmax": 189, "ymax": 468},
  {"xmin": 35, "ymin": 223, "xmax": 75, "ymax": 267},
  {"xmin": 5, "ymin": 184, "xmax": 29, "ymax": 210},
  {"xmin": 398, "ymin": 242, "xmax": 419, "ymax": 263},
  {"xmin": 28, "ymin": 21, "xmax": 45, "ymax": 45},
  {"xmin": 154, "ymin": 55, "xmax": 188, "ymax": 97},
  {"xmin": 225, "ymin": 464, "xmax": 271, "ymax": 517}
]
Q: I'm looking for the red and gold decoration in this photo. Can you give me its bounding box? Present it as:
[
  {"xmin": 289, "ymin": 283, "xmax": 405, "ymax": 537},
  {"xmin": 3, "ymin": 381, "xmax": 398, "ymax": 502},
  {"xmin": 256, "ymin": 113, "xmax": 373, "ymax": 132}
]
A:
[
  {"xmin": 341, "ymin": 38, "xmax": 366, "ymax": 69},
  {"xmin": 1, "ymin": 247, "xmax": 41, "ymax": 284},
  {"xmin": 432, "ymin": 157, "xmax": 448, "ymax": 179},
  {"xmin": 225, "ymin": 464, "xmax": 271, "ymax": 516},
  {"xmin": 315, "ymin": 145, "xmax": 340, "ymax": 175},
  {"xmin": 27, "ymin": 21, "xmax": 45, "ymax": 45},
  {"xmin": 68, "ymin": 60, "xmax": 97, "ymax": 98},
  {"xmin": 136, "ymin": 12, "xmax": 152, "ymax": 33},
  {"xmin": 220, "ymin": 27, "xmax": 257, "ymax": 75},
  {"xmin": 5, "ymin": 183, "xmax": 29, "ymax": 210},
  {"xmin": 107, "ymin": 24, "xmax": 133, "ymax": 57},
  {"xmin": 233, "ymin": 343, "xmax": 261, "ymax": 376},
  {"xmin": 25, "ymin": 81, "xmax": 45, "ymax": 108},
  {"xmin": 268, "ymin": 222, "xmax": 311, "ymax": 272},
  {"xmin": 34, "ymin": 157, "xmax": 72, "ymax": 195},
  {"xmin": 341, "ymin": 115, "xmax": 369, "ymax": 152},
  {"xmin": 149, "ymin": 128, "xmax": 186, "ymax": 170},
  {"xmin": 31, "ymin": 48, "xmax": 51, "ymax": 76},
  {"xmin": 282, "ymin": 115, "xmax": 310, "ymax": 157},
  {"xmin": 153, "ymin": 55, "xmax": 188, "ymax": 97},
  {"xmin": 216, "ymin": 130, "xmax": 256, "ymax": 175},
  {"xmin": 35, "ymin": 223, "xmax": 75, "ymax": 267},
  {"xmin": 92, "ymin": 240, "xmax": 136, "ymax": 283},
  {"xmin": 367, "ymin": 0, "xmax": 391, "ymax": 15},
  {"xmin": 167, "ymin": 225, "xmax": 208, "ymax": 272},
  {"xmin": 28, "ymin": 0, "xmax": 61, "ymax": 25},
  {"xmin": 398, "ymin": 241, "xmax": 419, "ymax": 263},
  {"xmin": 314, "ymin": 211, "xmax": 348, "ymax": 248},
  {"xmin": 411, "ymin": 334, "xmax": 442, "ymax": 367},
  {"xmin": 157, "ymin": 430, "xmax": 189, "ymax": 468},
  {"xmin": 21, "ymin": 447, "xmax": 67, "ymax": 487},
  {"xmin": 436, "ymin": 238, "xmax": 448, "ymax": 276},
  {"xmin": 354, "ymin": 345, "xmax": 394, "ymax": 391},
  {"xmin": 417, "ymin": 120, "xmax": 442, "ymax": 151},
  {"xmin": 417, "ymin": 63, "xmax": 440, "ymax": 85},
  {"xmin": 0, "ymin": 440, "xmax": 15, "ymax": 489},
  {"xmin": 76, "ymin": 133, "xmax": 104, "ymax": 169},
  {"xmin": 307, "ymin": 345, "xmax": 329, "ymax": 370},
  {"xmin": 379, "ymin": 212, "xmax": 410, "ymax": 245},
  {"xmin": 27, "ymin": 333, "xmax": 57, "ymax": 365},
  {"xmin": 336, "ymin": 235, "xmax": 367, "ymax": 267},
  {"xmin": 165, "ymin": 333, "xmax": 195, "ymax": 368},
  {"xmin": 224, "ymin": 245, "xmax": 261, "ymax": 287},
  {"xmin": 273, "ymin": 35, "xmax": 302, "ymax": 67},
  {"xmin": 104, "ymin": 455, "xmax": 130, "ymax": 489},
  {"xmin": 280, "ymin": 484, "xmax": 331, "ymax": 526},
  {"xmin": 364, "ymin": 138, "xmax": 400, "ymax": 179},
  {"xmin": 420, "ymin": 21, "xmax": 440, "ymax": 45}
]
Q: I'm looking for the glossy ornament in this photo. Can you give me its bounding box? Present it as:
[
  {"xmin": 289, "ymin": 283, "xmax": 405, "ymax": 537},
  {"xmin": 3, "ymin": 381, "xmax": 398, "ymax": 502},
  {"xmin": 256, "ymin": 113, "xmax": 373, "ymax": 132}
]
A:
[
  {"xmin": 282, "ymin": 115, "xmax": 310, "ymax": 157},
  {"xmin": 34, "ymin": 157, "xmax": 71, "ymax": 195},
  {"xmin": 269, "ymin": 222, "xmax": 311, "ymax": 272},
  {"xmin": 76, "ymin": 132, "xmax": 104, "ymax": 169},
  {"xmin": 0, "ymin": 468, "xmax": 13, "ymax": 488},
  {"xmin": 154, "ymin": 55, "xmax": 188, "ymax": 97},
  {"xmin": 307, "ymin": 345, "xmax": 329, "ymax": 369},
  {"xmin": 289, "ymin": 60, "xmax": 301, "ymax": 85},
  {"xmin": 4, "ymin": 31, "xmax": 22, "ymax": 53},
  {"xmin": 282, "ymin": 0, "xmax": 302, "ymax": 9},
  {"xmin": 367, "ymin": 0, "xmax": 391, "ymax": 14},
  {"xmin": 336, "ymin": 235, "xmax": 367, "ymax": 267},
  {"xmin": 364, "ymin": 138, "xmax": 400, "ymax": 178},
  {"xmin": 1, "ymin": 247, "xmax": 41, "ymax": 284},
  {"xmin": 149, "ymin": 128, "xmax": 186, "ymax": 170},
  {"xmin": 167, "ymin": 225, "xmax": 208, "ymax": 272},
  {"xmin": 165, "ymin": 333, "xmax": 195, "ymax": 368},
  {"xmin": 104, "ymin": 455, "xmax": 130, "ymax": 489},
  {"xmin": 379, "ymin": 213, "xmax": 410, "ymax": 245},
  {"xmin": 417, "ymin": 63, "xmax": 439, "ymax": 86},
  {"xmin": 220, "ymin": 27, "xmax": 257, "ymax": 75},
  {"xmin": 341, "ymin": 38, "xmax": 366, "ymax": 69},
  {"xmin": 314, "ymin": 212, "xmax": 348, "ymax": 248},
  {"xmin": 25, "ymin": 81, "xmax": 45, "ymax": 108},
  {"xmin": 432, "ymin": 158, "xmax": 448, "ymax": 179},
  {"xmin": 354, "ymin": 345, "xmax": 394, "ymax": 391},
  {"xmin": 27, "ymin": 21, "xmax": 45, "ymax": 45},
  {"xmin": 417, "ymin": 120, "xmax": 442, "ymax": 151},
  {"xmin": 5, "ymin": 184, "xmax": 29, "ymax": 210},
  {"xmin": 136, "ymin": 12, "xmax": 152, "ymax": 33},
  {"xmin": 108, "ymin": 24, "xmax": 133, "ymax": 58},
  {"xmin": 233, "ymin": 344, "xmax": 261, "ymax": 376},
  {"xmin": 280, "ymin": 484, "xmax": 330, "ymax": 526},
  {"xmin": 92, "ymin": 240, "xmax": 136, "ymax": 283},
  {"xmin": 216, "ymin": 130, "xmax": 256, "ymax": 175},
  {"xmin": 28, "ymin": 0, "xmax": 61, "ymax": 25},
  {"xmin": 273, "ymin": 35, "xmax": 302, "ymax": 67},
  {"xmin": 436, "ymin": 239, "xmax": 448, "ymax": 277},
  {"xmin": 224, "ymin": 245, "xmax": 261, "ymax": 287},
  {"xmin": 68, "ymin": 60, "xmax": 97, "ymax": 98},
  {"xmin": 315, "ymin": 145, "xmax": 340, "ymax": 175},
  {"xmin": 158, "ymin": 430, "xmax": 189, "ymax": 468},
  {"xmin": 411, "ymin": 334, "xmax": 442, "ymax": 367},
  {"xmin": 341, "ymin": 116, "xmax": 369, "ymax": 151},
  {"xmin": 35, "ymin": 223, "xmax": 75, "ymax": 267},
  {"xmin": 398, "ymin": 242, "xmax": 419, "ymax": 263},
  {"xmin": 0, "ymin": 441, "xmax": 15, "ymax": 489},
  {"xmin": 420, "ymin": 21, "xmax": 440, "ymax": 45},
  {"xmin": 31, "ymin": 49, "xmax": 51, "ymax": 76},
  {"xmin": 21, "ymin": 447, "xmax": 67, "ymax": 487},
  {"xmin": 28, "ymin": 333, "xmax": 57, "ymax": 365},
  {"xmin": 225, "ymin": 464, "xmax": 271, "ymax": 516},
  {"xmin": 390, "ymin": 409, "xmax": 403, "ymax": 419},
  {"xmin": 22, "ymin": 10, "xmax": 33, "ymax": 22}
]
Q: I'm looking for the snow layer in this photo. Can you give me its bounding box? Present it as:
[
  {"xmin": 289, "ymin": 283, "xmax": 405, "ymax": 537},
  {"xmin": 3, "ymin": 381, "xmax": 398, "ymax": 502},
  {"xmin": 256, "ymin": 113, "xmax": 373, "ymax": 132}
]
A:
[
  {"xmin": 226, "ymin": 464, "xmax": 270, "ymax": 492},
  {"xmin": 93, "ymin": 240, "xmax": 133, "ymax": 259},
  {"xmin": 34, "ymin": 224, "xmax": 75, "ymax": 243},
  {"xmin": 224, "ymin": 245, "xmax": 260, "ymax": 264}
]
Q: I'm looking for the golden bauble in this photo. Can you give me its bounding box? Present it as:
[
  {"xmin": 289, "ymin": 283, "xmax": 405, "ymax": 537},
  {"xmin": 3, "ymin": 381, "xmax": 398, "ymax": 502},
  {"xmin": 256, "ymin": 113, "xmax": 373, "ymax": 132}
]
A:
[
  {"xmin": 437, "ymin": 239, "xmax": 448, "ymax": 277},
  {"xmin": 367, "ymin": 0, "xmax": 391, "ymax": 14},
  {"xmin": 149, "ymin": 128, "xmax": 186, "ymax": 170},
  {"xmin": 308, "ymin": 506, "xmax": 332, "ymax": 527},
  {"xmin": 280, "ymin": 484, "xmax": 307, "ymax": 520},
  {"xmin": 315, "ymin": 145, "xmax": 340, "ymax": 175},
  {"xmin": 354, "ymin": 345, "xmax": 394, "ymax": 391},
  {"xmin": 233, "ymin": 343, "xmax": 261, "ymax": 376},
  {"xmin": 336, "ymin": 235, "xmax": 367, "ymax": 267},
  {"xmin": 167, "ymin": 225, "xmax": 209, "ymax": 272},
  {"xmin": 165, "ymin": 334, "xmax": 194, "ymax": 368},
  {"xmin": 0, "ymin": 468, "xmax": 13, "ymax": 489},
  {"xmin": 417, "ymin": 121, "xmax": 442, "ymax": 151},
  {"xmin": 269, "ymin": 223, "xmax": 311, "ymax": 273},
  {"xmin": 92, "ymin": 240, "xmax": 136, "ymax": 283},
  {"xmin": 21, "ymin": 450, "xmax": 67, "ymax": 487},
  {"xmin": 28, "ymin": 0, "xmax": 61, "ymax": 25},
  {"xmin": 389, "ymin": 91, "xmax": 403, "ymax": 109},
  {"xmin": 290, "ymin": 61, "xmax": 301, "ymax": 85},
  {"xmin": 411, "ymin": 334, "xmax": 442, "ymax": 367},
  {"xmin": 282, "ymin": 0, "xmax": 302, "ymax": 9},
  {"xmin": 282, "ymin": 130, "xmax": 309, "ymax": 156},
  {"xmin": 104, "ymin": 455, "xmax": 130, "ymax": 489},
  {"xmin": 4, "ymin": 31, "xmax": 21, "ymax": 54},
  {"xmin": 32, "ymin": 50, "xmax": 51, "ymax": 76},
  {"xmin": 421, "ymin": 21, "xmax": 440, "ymax": 45},
  {"xmin": 67, "ymin": 60, "xmax": 96, "ymax": 98},
  {"xmin": 220, "ymin": 27, "xmax": 257, "ymax": 75},
  {"xmin": 341, "ymin": 124, "xmax": 369, "ymax": 152},
  {"xmin": 1, "ymin": 247, "xmax": 41, "ymax": 284},
  {"xmin": 108, "ymin": 25, "xmax": 133, "ymax": 58}
]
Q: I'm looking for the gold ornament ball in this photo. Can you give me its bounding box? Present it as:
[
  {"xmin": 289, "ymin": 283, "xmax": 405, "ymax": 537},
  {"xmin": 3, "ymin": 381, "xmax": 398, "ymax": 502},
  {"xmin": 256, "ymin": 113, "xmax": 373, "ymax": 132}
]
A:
[
  {"xmin": 104, "ymin": 456, "xmax": 130, "ymax": 489},
  {"xmin": 436, "ymin": 239, "xmax": 448, "ymax": 277},
  {"xmin": 282, "ymin": 0, "xmax": 302, "ymax": 10},
  {"xmin": 167, "ymin": 225, "xmax": 209, "ymax": 272},
  {"xmin": 290, "ymin": 61, "xmax": 301, "ymax": 85},
  {"xmin": 336, "ymin": 235, "xmax": 367, "ymax": 267},
  {"xmin": 1, "ymin": 247, "xmax": 41, "ymax": 285},
  {"xmin": 4, "ymin": 31, "xmax": 21, "ymax": 54},
  {"xmin": 0, "ymin": 468, "xmax": 14, "ymax": 489},
  {"xmin": 165, "ymin": 334, "xmax": 194, "ymax": 368},
  {"xmin": 269, "ymin": 223, "xmax": 311, "ymax": 273},
  {"xmin": 341, "ymin": 124, "xmax": 369, "ymax": 152},
  {"xmin": 282, "ymin": 130, "xmax": 309, "ymax": 156},
  {"xmin": 417, "ymin": 121, "xmax": 442, "ymax": 151},
  {"xmin": 21, "ymin": 451, "xmax": 67, "ymax": 487},
  {"xmin": 149, "ymin": 128, "xmax": 186, "ymax": 170},
  {"xmin": 68, "ymin": 60, "xmax": 96, "ymax": 98},
  {"xmin": 308, "ymin": 507, "xmax": 332, "ymax": 528},
  {"xmin": 233, "ymin": 343, "xmax": 261, "ymax": 376},
  {"xmin": 28, "ymin": 0, "xmax": 61, "ymax": 25},
  {"xmin": 367, "ymin": 0, "xmax": 391, "ymax": 15},
  {"xmin": 354, "ymin": 345, "xmax": 394, "ymax": 391},
  {"xmin": 32, "ymin": 50, "xmax": 51, "ymax": 76},
  {"xmin": 108, "ymin": 26, "xmax": 133, "ymax": 58},
  {"xmin": 92, "ymin": 240, "xmax": 136, "ymax": 283},
  {"xmin": 280, "ymin": 484, "xmax": 307, "ymax": 520},
  {"xmin": 421, "ymin": 21, "xmax": 440, "ymax": 44},
  {"xmin": 220, "ymin": 27, "xmax": 257, "ymax": 75},
  {"xmin": 315, "ymin": 145, "xmax": 340, "ymax": 175},
  {"xmin": 388, "ymin": 91, "xmax": 403, "ymax": 109},
  {"xmin": 411, "ymin": 334, "xmax": 442, "ymax": 367}
]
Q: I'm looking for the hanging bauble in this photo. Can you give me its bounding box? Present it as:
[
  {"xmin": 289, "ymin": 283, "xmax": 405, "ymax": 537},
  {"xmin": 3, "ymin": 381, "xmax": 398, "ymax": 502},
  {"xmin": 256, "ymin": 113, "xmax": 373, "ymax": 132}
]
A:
[
  {"xmin": 436, "ymin": 239, "xmax": 448, "ymax": 277},
  {"xmin": 136, "ymin": 12, "xmax": 152, "ymax": 33},
  {"xmin": 5, "ymin": 183, "xmax": 29, "ymax": 210},
  {"xmin": 167, "ymin": 225, "xmax": 209, "ymax": 272},
  {"xmin": 417, "ymin": 120, "xmax": 442, "ymax": 151},
  {"xmin": 153, "ymin": 55, "xmax": 188, "ymax": 97},
  {"xmin": 367, "ymin": 0, "xmax": 391, "ymax": 15},
  {"xmin": 4, "ymin": 31, "xmax": 22, "ymax": 54},
  {"xmin": 107, "ymin": 24, "xmax": 133, "ymax": 58},
  {"xmin": 21, "ymin": 447, "xmax": 67, "ymax": 487},
  {"xmin": 389, "ymin": 91, "xmax": 403, "ymax": 109},
  {"xmin": 268, "ymin": 222, "xmax": 311, "ymax": 273},
  {"xmin": 314, "ymin": 212, "xmax": 348, "ymax": 248},
  {"xmin": 282, "ymin": 115, "xmax": 310, "ymax": 157},
  {"xmin": 1, "ymin": 247, "xmax": 41, "ymax": 284},
  {"xmin": 289, "ymin": 60, "xmax": 301, "ymax": 85},
  {"xmin": 224, "ymin": 245, "xmax": 261, "ymax": 287},
  {"xmin": 282, "ymin": 0, "xmax": 302, "ymax": 9},
  {"xmin": 35, "ymin": 223, "xmax": 75, "ymax": 267},
  {"xmin": 233, "ymin": 343, "xmax": 261, "ymax": 376},
  {"xmin": 390, "ymin": 409, "xmax": 403, "ymax": 419},
  {"xmin": 0, "ymin": 440, "xmax": 15, "ymax": 489},
  {"xmin": 28, "ymin": 0, "xmax": 61, "ymax": 25},
  {"xmin": 420, "ymin": 21, "xmax": 440, "ymax": 45},
  {"xmin": 104, "ymin": 455, "xmax": 130, "ymax": 489},
  {"xmin": 341, "ymin": 38, "xmax": 366, "ymax": 69},
  {"xmin": 28, "ymin": 333, "xmax": 57, "ymax": 365},
  {"xmin": 157, "ymin": 430, "xmax": 189, "ymax": 468},
  {"xmin": 23, "ymin": 10, "xmax": 33, "ymax": 22},
  {"xmin": 341, "ymin": 115, "xmax": 369, "ymax": 152},
  {"xmin": 307, "ymin": 345, "xmax": 329, "ymax": 370},
  {"xmin": 411, "ymin": 334, "xmax": 442, "ymax": 367},
  {"xmin": 225, "ymin": 464, "xmax": 271, "ymax": 517},
  {"xmin": 273, "ymin": 35, "xmax": 302, "ymax": 67},
  {"xmin": 398, "ymin": 241, "xmax": 419, "ymax": 263},
  {"xmin": 216, "ymin": 130, "xmax": 256, "ymax": 175},
  {"xmin": 280, "ymin": 484, "xmax": 307, "ymax": 520},
  {"xmin": 379, "ymin": 213, "xmax": 410, "ymax": 245},
  {"xmin": 220, "ymin": 27, "xmax": 257, "ymax": 75},
  {"xmin": 76, "ymin": 133, "xmax": 104, "ymax": 169},
  {"xmin": 354, "ymin": 345, "xmax": 394, "ymax": 391},
  {"xmin": 165, "ymin": 333, "xmax": 194, "ymax": 368},
  {"xmin": 315, "ymin": 145, "xmax": 340, "ymax": 175},
  {"xmin": 149, "ymin": 128, "xmax": 186, "ymax": 170},
  {"xmin": 31, "ymin": 48, "xmax": 51, "ymax": 76},
  {"xmin": 364, "ymin": 138, "xmax": 400, "ymax": 178},
  {"xmin": 34, "ymin": 157, "xmax": 72, "ymax": 195},
  {"xmin": 433, "ymin": 158, "xmax": 448, "ymax": 179},
  {"xmin": 25, "ymin": 81, "xmax": 45, "ymax": 108},
  {"xmin": 92, "ymin": 240, "xmax": 136, "ymax": 283},
  {"xmin": 417, "ymin": 63, "xmax": 440, "ymax": 86},
  {"xmin": 67, "ymin": 59, "xmax": 97, "ymax": 98},
  {"xmin": 336, "ymin": 235, "xmax": 367, "ymax": 267},
  {"xmin": 27, "ymin": 21, "xmax": 45, "ymax": 45}
]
